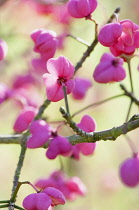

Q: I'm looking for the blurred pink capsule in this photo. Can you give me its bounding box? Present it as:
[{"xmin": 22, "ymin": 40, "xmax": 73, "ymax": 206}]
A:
[
  {"xmin": 71, "ymin": 77, "xmax": 92, "ymax": 100},
  {"xmin": 65, "ymin": 177, "xmax": 87, "ymax": 197},
  {"xmin": 11, "ymin": 86, "xmax": 43, "ymax": 108},
  {"xmin": 0, "ymin": 39, "xmax": 8, "ymax": 60},
  {"xmin": 12, "ymin": 73, "xmax": 36, "ymax": 89},
  {"xmin": 27, "ymin": 119, "xmax": 51, "ymax": 148},
  {"xmin": 67, "ymin": 0, "xmax": 98, "ymax": 19},
  {"xmin": 13, "ymin": 106, "xmax": 37, "ymax": 133},
  {"xmin": 31, "ymin": 57, "xmax": 48, "ymax": 75},
  {"xmin": 0, "ymin": 82, "xmax": 11, "ymax": 104},
  {"xmin": 33, "ymin": 1, "xmax": 55, "ymax": 15},
  {"xmin": 35, "ymin": 170, "xmax": 86, "ymax": 201},
  {"xmin": 53, "ymin": 3, "xmax": 72, "ymax": 25},
  {"xmin": 31, "ymin": 28, "xmax": 57, "ymax": 61}
]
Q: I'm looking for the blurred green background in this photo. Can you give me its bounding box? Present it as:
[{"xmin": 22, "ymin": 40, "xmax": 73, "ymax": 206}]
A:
[{"xmin": 0, "ymin": 0, "xmax": 139, "ymax": 209}]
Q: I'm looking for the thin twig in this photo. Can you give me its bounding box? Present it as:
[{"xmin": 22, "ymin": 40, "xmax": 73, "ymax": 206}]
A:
[
  {"xmin": 127, "ymin": 59, "xmax": 134, "ymax": 94},
  {"xmin": 67, "ymin": 34, "xmax": 90, "ymax": 47},
  {"xmin": 120, "ymin": 84, "xmax": 139, "ymax": 105},
  {"xmin": 0, "ymin": 204, "xmax": 9, "ymax": 208},
  {"xmin": 62, "ymin": 85, "xmax": 70, "ymax": 116},
  {"xmin": 107, "ymin": 7, "xmax": 120, "ymax": 23},
  {"xmin": 125, "ymin": 101, "xmax": 133, "ymax": 122},
  {"xmin": 14, "ymin": 205, "xmax": 25, "ymax": 210},
  {"xmin": 124, "ymin": 135, "xmax": 138, "ymax": 155},
  {"xmin": 0, "ymin": 200, "xmax": 10, "ymax": 204},
  {"xmin": 72, "ymin": 94, "xmax": 124, "ymax": 118},
  {"xmin": 34, "ymin": 99, "xmax": 51, "ymax": 120},
  {"xmin": 0, "ymin": 135, "xmax": 21, "ymax": 144},
  {"xmin": 9, "ymin": 142, "xmax": 27, "ymax": 209},
  {"xmin": 75, "ymin": 37, "xmax": 98, "ymax": 73}
]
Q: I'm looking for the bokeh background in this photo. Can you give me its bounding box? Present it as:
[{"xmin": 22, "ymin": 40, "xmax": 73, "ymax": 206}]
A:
[{"xmin": 0, "ymin": 0, "xmax": 139, "ymax": 209}]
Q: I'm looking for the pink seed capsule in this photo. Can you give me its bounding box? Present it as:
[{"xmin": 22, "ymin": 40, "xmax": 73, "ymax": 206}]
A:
[
  {"xmin": 93, "ymin": 53, "xmax": 126, "ymax": 83},
  {"xmin": 119, "ymin": 156, "xmax": 139, "ymax": 187}
]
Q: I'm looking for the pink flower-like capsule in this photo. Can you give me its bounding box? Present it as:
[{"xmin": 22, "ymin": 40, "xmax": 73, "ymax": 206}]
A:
[
  {"xmin": 26, "ymin": 120, "xmax": 51, "ymax": 148},
  {"xmin": 31, "ymin": 57, "xmax": 48, "ymax": 75},
  {"xmin": 13, "ymin": 106, "xmax": 37, "ymax": 133},
  {"xmin": 46, "ymin": 135, "xmax": 72, "ymax": 159},
  {"xmin": 0, "ymin": 39, "xmax": 8, "ymax": 60},
  {"xmin": 65, "ymin": 177, "xmax": 87, "ymax": 200},
  {"xmin": 23, "ymin": 193, "xmax": 52, "ymax": 210},
  {"xmin": 56, "ymin": 33, "xmax": 67, "ymax": 50},
  {"xmin": 67, "ymin": 0, "xmax": 98, "ymax": 19},
  {"xmin": 11, "ymin": 86, "xmax": 43, "ymax": 108},
  {"xmin": 12, "ymin": 73, "xmax": 36, "ymax": 89},
  {"xmin": 43, "ymin": 56, "xmax": 75, "ymax": 102},
  {"xmin": 98, "ymin": 19, "xmax": 139, "ymax": 56},
  {"xmin": 31, "ymin": 28, "xmax": 58, "ymax": 61},
  {"xmin": 52, "ymin": 3, "xmax": 72, "ymax": 25},
  {"xmin": 98, "ymin": 22, "xmax": 123, "ymax": 47},
  {"xmin": 31, "ymin": 0, "xmax": 55, "ymax": 15},
  {"xmin": 71, "ymin": 77, "xmax": 92, "ymax": 100},
  {"xmin": 0, "ymin": 82, "xmax": 11, "ymax": 104},
  {"xmin": 35, "ymin": 170, "xmax": 86, "ymax": 201},
  {"xmin": 71, "ymin": 115, "xmax": 96, "ymax": 160},
  {"xmin": 35, "ymin": 170, "xmax": 70, "ymax": 197},
  {"xmin": 119, "ymin": 155, "xmax": 139, "ymax": 187},
  {"xmin": 22, "ymin": 187, "xmax": 65, "ymax": 210},
  {"xmin": 93, "ymin": 53, "xmax": 126, "ymax": 83},
  {"xmin": 43, "ymin": 187, "xmax": 66, "ymax": 206}
]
